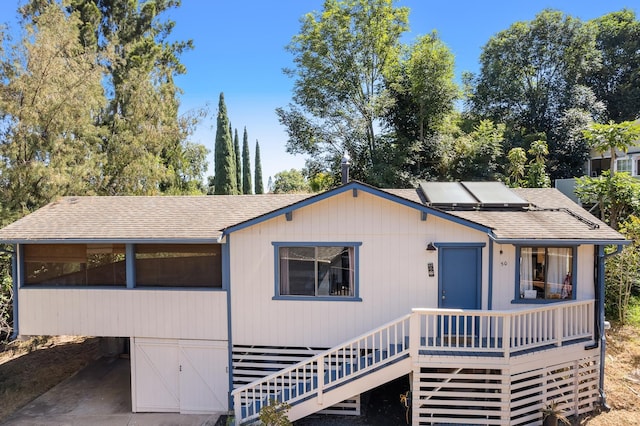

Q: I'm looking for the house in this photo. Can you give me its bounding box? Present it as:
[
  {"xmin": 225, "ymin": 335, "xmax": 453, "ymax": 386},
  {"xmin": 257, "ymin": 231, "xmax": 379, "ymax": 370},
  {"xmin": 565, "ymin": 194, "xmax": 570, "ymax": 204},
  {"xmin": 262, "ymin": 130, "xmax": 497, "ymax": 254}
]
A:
[
  {"xmin": 588, "ymin": 145, "xmax": 640, "ymax": 177},
  {"xmin": 0, "ymin": 179, "xmax": 627, "ymax": 425}
]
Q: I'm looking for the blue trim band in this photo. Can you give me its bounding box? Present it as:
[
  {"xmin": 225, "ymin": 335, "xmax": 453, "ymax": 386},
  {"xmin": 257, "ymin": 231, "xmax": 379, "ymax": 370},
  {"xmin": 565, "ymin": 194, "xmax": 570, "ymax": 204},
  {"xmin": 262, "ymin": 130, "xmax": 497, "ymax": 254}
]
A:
[
  {"xmin": 126, "ymin": 244, "xmax": 135, "ymax": 289},
  {"xmin": 223, "ymin": 236, "xmax": 234, "ymax": 411}
]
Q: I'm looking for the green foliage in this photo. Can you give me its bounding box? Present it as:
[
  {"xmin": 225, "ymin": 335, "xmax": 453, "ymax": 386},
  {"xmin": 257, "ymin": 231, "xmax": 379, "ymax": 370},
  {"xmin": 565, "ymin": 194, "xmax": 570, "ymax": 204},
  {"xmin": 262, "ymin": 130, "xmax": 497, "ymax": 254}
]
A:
[
  {"xmin": 259, "ymin": 399, "xmax": 291, "ymax": 426},
  {"xmin": 0, "ymin": 252, "xmax": 13, "ymax": 341},
  {"xmin": 383, "ymin": 31, "xmax": 459, "ymax": 185},
  {"xmin": 575, "ymin": 171, "xmax": 640, "ymax": 229},
  {"xmin": 213, "ymin": 93, "xmax": 237, "ymax": 195},
  {"xmin": 506, "ymin": 148, "xmax": 527, "ymax": 187},
  {"xmin": 242, "ymin": 128, "xmax": 253, "ymax": 194},
  {"xmin": 234, "ymin": 128, "xmax": 242, "ymax": 194},
  {"xmin": 278, "ymin": 0, "xmax": 409, "ymax": 183},
  {"xmin": 585, "ymin": 9, "xmax": 640, "ymax": 122},
  {"xmin": 470, "ymin": 9, "xmax": 600, "ymax": 180},
  {"xmin": 255, "ymin": 141, "xmax": 264, "ymax": 194},
  {"xmin": 604, "ymin": 216, "xmax": 640, "ymax": 324},
  {"xmin": 0, "ymin": 3, "xmax": 104, "ymax": 213},
  {"xmin": 272, "ymin": 169, "xmax": 310, "ymax": 194},
  {"xmin": 446, "ymin": 120, "xmax": 505, "ymax": 181},
  {"xmin": 526, "ymin": 140, "xmax": 551, "ymax": 188}
]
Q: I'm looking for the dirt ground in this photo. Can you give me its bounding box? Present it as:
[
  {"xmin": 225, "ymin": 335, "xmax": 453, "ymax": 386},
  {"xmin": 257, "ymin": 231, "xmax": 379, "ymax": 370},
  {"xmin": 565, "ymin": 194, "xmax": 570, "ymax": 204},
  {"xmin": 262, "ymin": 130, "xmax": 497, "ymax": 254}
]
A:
[
  {"xmin": 0, "ymin": 326, "xmax": 639, "ymax": 425},
  {"xmin": 0, "ymin": 336, "xmax": 100, "ymax": 422}
]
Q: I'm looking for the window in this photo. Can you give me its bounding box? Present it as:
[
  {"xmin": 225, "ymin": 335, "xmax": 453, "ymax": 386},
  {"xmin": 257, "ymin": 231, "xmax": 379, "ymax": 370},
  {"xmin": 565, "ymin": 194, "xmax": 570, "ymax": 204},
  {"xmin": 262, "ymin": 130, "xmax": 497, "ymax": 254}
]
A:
[
  {"xmin": 135, "ymin": 244, "xmax": 222, "ymax": 288},
  {"xmin": 519, "ymin": 247, "xmax": 574, "ymax": 301},
  {"xmin": 616, "ymin": 158, "xmax": 632, "ymax": 174},
  {"xmin": 276, "ymin": 244, "xmax": 359, "ymax": 298},
  {"xmin": 24, "ymin": 244, "xmax": 126, "ymax": 286}
]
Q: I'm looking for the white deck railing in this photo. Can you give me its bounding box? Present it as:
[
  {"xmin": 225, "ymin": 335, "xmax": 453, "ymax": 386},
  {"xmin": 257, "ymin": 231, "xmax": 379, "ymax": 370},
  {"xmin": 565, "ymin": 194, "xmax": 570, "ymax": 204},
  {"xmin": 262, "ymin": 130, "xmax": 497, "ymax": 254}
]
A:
[
  {"xmin": 411, "ymin": 299, "xmax": 594, "ymax": 359},
  {"xmin": 232, "ymin": 300, "xmax": 594, "ymax": 424}
]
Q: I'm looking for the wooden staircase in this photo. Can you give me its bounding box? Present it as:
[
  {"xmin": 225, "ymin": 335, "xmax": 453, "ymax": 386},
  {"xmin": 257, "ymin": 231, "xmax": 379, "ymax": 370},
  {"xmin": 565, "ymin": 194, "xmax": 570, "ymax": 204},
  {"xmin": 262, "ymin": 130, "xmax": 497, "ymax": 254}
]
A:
[{"xmin": 231, "ymin": 315, "xmax": 413, "ymax": 424}]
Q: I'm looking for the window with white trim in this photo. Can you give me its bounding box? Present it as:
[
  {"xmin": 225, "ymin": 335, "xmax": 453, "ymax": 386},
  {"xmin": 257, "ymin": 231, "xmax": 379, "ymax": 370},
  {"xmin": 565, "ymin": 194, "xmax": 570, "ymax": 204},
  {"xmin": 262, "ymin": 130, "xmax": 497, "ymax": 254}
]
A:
[
  {"xmin": 519, "ymin": 247, "xmax": 574, "ymax": 301},
  {"xmin": 616, "ymin": 158, "xmax": 632, "ymax": 174},
  {"xmin": 277, "ymin": 245, "xmax": 357, "ymax": 297}
]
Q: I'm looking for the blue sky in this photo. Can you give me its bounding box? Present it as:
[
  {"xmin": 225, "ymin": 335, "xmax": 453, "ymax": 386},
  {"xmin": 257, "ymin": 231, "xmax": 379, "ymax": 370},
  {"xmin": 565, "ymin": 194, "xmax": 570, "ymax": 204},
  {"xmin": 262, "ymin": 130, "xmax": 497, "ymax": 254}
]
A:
[{"xmin": 0, "ymin": 0, "xmax": 637, "ymax": 185}]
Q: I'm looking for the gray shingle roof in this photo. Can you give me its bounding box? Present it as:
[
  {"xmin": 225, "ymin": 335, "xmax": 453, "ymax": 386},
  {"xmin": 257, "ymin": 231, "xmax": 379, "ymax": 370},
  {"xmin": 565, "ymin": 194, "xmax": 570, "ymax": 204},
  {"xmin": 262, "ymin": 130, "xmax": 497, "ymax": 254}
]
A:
[
  {"xmin": 0, "ymin": 194, "xmax": 312, "ymax": 242},
  {"xmin": 386, "ymin": 187, "xmax": 623, "ymax": 242},
  {"xmin": 0, "ymin": 185, "xmax": 625, "ymax": 244}
]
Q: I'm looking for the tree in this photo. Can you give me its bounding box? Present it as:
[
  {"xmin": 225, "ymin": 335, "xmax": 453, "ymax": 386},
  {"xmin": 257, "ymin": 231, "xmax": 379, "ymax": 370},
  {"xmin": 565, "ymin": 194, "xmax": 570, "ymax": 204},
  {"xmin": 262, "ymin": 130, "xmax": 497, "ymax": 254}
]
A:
[
  {"xmin": 242, "ymin": 128, "xmax": 252, "ymax": 194},
  {"xmin": 583, "ymin": 121, "xmax": 640, "ymax": 175},
  {"xmin": 383, "ymin": 32, "xmax": 459, "ymax": 184},
  {"xmin": 526, "ymin": 140, "xmax": 551, "ymax": 188},
  {"xmin": 277, "ymin": 0, "xmax": 409, "ymax": 182},
  {"xmin": 585, "ymin": 9, "xmax": 640, "ymax": 122},
  {"xmin": 0, "ymin": 3, "xmax": 104, "ymax": 216},
  {"xmin": 255, "ymin": 140, "xmax": 264, "ymax": 194},
  {"xmin": 272, "ymin": 169, "xmax": 310, "ymax": 194},
  {"xmin": 233, "ymin": 128, "xmax": 242, "ymax": 194},
  {"xmin": 506, "ymin": 148, "xmax": 527, "ymax": 187},
  {"xmin": 575, "ymin": 171, "xmax": 640, "ymax": 229},
  {"xmin": 58, "ymin": 0, "xmax": 206, "ymax": 195},
  {"xmin": 604, "ymin": 216, "xmax": 640, "ymax": 324},
  {"xmin": 213, "ymin": 93, "xmax": 237, "ymax": 194},
  {"xmin": 446, "ymin": 120, "xmax": 504, "ymax": 182},
  {"xmin": 469, "ymin": 10, "xmax": 601, "ymax": 179}
]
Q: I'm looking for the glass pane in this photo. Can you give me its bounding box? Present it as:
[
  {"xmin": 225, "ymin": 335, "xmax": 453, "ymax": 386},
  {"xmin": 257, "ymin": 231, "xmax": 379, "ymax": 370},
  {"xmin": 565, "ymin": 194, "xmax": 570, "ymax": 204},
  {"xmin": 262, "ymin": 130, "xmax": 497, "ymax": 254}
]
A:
[
  {"xmin": 519, "ymin": 247, "xmax": 535, "ymax": 298},
  {"xmin": 328, "ymin": 247, "xmax": 353, "ymax": 296},
  {"xmin": 135, "ymin": 244, "xmax": 222, "ymax": 287},
  {"xmin": 280, "ymin": 247, "xmax": 315, "ymax": 295},
  {"xmin": 24, "ymin": 244, "xmax": 125, "ymax": 286},
  {"xmin": 546, "ymin": 248, "xmax": 572, "ymax": 299}
]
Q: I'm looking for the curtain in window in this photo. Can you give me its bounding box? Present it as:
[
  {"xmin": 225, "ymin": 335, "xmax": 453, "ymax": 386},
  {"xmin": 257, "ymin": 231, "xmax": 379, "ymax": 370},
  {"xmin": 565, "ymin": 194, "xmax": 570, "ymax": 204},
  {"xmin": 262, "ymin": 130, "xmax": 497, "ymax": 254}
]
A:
[
  {"xmin": 547, "ymin": 248, "xmax": 571, "ymax": 297},
  {"xmin": 347, "ymin": 247, "xmax": 354, "ymax": 296},
  {"xmin": 279, "ymin": 247, "xmax": 290, "ymax": 294},
  {"xmin": 520, "ymin": 247, "xmax": 533, "ymax": 295}
]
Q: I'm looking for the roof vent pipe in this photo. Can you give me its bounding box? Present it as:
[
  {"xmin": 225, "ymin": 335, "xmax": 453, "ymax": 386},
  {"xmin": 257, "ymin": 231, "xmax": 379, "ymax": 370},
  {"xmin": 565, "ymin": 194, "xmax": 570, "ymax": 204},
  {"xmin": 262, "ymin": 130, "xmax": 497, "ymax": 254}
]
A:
[{"xmin": 341, "ymin": 152, "xmax": 351, "ymax": 185}]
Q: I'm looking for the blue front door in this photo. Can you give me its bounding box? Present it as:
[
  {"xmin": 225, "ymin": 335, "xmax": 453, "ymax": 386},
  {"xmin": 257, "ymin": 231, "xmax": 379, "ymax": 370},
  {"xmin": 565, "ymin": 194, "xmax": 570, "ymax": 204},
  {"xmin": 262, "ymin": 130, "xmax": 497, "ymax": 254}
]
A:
[{"xmin": 438, "ymin": 245, "xmax": 482, "ymax": 333}]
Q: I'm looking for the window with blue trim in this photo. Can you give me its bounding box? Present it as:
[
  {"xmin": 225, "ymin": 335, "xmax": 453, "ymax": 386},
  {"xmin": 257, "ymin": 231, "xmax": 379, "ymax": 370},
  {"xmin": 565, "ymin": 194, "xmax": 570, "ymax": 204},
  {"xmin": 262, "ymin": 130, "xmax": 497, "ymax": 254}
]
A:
[
  {"xmin": 277, "ymin": 245, "xmax": 355, "ymax": 297},
  {"xmin": 519, "ymin": 247, "xmax": 574, "ymax": 301}
]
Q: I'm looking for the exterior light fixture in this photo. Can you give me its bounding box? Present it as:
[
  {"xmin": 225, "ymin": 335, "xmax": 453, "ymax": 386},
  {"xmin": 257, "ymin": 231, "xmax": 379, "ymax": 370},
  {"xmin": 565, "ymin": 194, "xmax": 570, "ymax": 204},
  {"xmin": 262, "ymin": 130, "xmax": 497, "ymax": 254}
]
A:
[{"xmin": 426, "ymin": 242, "xmax": 437, "ymax": 251}]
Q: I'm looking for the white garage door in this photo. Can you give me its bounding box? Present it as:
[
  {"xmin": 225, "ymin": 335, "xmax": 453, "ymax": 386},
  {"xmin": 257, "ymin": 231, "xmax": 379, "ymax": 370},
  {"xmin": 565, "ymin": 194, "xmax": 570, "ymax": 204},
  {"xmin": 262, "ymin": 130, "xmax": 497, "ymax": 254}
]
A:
[{"xmin": 133, "ymin": 338, "xmax": 228, "ymax": 413}]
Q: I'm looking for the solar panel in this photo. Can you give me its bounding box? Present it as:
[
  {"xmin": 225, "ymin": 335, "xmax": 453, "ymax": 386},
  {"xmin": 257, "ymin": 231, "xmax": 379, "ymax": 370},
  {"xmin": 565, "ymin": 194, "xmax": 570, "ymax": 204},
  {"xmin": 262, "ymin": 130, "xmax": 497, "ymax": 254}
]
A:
[
  {"xmin": 461, "ymin": 182, "xmax": 529, "ymax": 207},
  {"xmin": 419, "ymin": 182, "xmax": 478, "ymax": 206},
  {"xmin": 419, "ymin": 181, "xmax": 529, "ymax": 210}
]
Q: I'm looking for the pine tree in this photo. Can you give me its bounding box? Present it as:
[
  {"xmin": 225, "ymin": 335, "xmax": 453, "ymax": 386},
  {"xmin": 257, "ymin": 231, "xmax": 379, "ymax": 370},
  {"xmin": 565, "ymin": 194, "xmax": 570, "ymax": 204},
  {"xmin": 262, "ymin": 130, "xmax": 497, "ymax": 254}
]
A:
[
  {"xmin": 255, "ymin": 140, "xmax": 264, "ymax": 194},
  {"xmin": 242, "ymin": 127, "xmax": 253, "ymax": 194},
  {"xmin": 234, "ymin": 128, "xmax": 242, "ymax": 194},
  {"xmin": 214, "ymin": 93, "xmax": 237, "ymax": 194}
]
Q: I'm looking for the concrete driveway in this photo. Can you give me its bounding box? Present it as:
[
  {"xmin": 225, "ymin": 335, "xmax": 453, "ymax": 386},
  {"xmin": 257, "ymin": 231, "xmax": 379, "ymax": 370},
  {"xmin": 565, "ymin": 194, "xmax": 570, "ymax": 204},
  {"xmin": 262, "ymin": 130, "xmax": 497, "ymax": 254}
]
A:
[{"xmin": 2, "ymin": 356, "xmax": 223, "ymax": 426}]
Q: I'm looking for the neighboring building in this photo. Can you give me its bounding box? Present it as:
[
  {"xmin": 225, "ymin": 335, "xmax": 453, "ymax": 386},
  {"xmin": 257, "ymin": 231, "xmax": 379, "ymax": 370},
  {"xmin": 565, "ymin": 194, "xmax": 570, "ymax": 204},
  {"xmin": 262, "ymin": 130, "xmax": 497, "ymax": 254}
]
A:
[
  {"xmin": 588, "ymin": 146, "xmax": 640, "ymax": 177},
  {"xmin": 0, "ymin": 180, "xmax": 626, "ymax": 425}
]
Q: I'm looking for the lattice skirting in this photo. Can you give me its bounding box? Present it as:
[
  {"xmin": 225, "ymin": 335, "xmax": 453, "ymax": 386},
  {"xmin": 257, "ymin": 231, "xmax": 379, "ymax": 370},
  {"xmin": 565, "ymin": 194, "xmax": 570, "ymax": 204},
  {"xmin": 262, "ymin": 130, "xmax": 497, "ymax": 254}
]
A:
[{"xmin": 413, "ymin": 353, "xmax": 600, "ymax": 425}]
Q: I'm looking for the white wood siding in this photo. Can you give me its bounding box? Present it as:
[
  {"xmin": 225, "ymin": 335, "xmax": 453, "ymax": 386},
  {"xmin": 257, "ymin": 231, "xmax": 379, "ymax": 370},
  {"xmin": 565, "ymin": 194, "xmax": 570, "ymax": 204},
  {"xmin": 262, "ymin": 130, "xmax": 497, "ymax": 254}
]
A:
[
  {"xmin": 230, "ymin": 190, "xmax": 489, "ymax": 348},
  {"xmin": 18, "ymin": 288, "xmax": 228, "ymax": 339}
]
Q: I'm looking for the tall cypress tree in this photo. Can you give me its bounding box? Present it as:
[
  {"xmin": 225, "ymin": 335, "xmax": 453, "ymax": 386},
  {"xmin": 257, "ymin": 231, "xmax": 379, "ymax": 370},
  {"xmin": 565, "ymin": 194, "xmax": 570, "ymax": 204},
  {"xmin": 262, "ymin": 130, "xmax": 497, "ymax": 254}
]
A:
[
  {"xmin": 234, "ymin": 128, "xmax": 242, "ymax": 194},
  {"xmin": 214, "ymin": 93, "xmax": 237, "ymax": 194},
  {"xmin": 255, "ymin": 140, "xmax": 264, "ymax": 194},
  {"xmin": 242, "ymin": 127, "xmax": 252, "ymax": 194}
]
